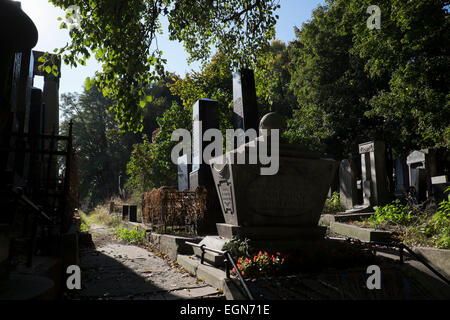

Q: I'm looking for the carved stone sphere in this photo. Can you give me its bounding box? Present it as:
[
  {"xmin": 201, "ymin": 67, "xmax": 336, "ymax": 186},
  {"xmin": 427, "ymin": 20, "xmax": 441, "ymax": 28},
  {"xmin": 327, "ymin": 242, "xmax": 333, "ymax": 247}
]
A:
[{"xmin": 259, "ymin": 112, "xmax": 285, "ymax": 136}]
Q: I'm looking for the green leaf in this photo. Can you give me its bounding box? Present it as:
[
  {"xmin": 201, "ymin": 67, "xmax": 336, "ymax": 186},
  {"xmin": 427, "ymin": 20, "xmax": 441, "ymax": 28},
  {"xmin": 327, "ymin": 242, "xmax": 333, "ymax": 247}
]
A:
[
  {"xmin": 85, "ymin": 77, "xmax": 91, "ymax": 91},
  {"xmin": 45, "ymin": 66, "xmax": 52, "ymax": 74}
]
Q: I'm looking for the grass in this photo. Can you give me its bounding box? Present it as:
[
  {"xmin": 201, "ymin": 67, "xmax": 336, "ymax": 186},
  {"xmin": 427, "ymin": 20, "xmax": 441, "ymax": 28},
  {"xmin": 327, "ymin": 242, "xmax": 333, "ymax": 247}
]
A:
[{"xmin": 79, "ymin": 205, "xmax": 122, "ymax": 229}]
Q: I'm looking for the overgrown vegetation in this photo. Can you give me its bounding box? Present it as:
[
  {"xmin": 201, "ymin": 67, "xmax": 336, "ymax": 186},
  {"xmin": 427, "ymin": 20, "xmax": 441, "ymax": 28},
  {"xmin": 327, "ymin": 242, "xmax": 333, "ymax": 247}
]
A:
[
  {"xmin": 114, "ymin": 226, "xmax": 146, "ymax": 244},
  {"xmin": 79, "ymin": 206, "xmax": 121, "ymax": 229},
  {"xmin": 322, "ymin": 192, "xmax": 344, "ymax": 214},
  {"xmin": 365, "ymin": 190, "xmax": 450, "ymax": 249}
]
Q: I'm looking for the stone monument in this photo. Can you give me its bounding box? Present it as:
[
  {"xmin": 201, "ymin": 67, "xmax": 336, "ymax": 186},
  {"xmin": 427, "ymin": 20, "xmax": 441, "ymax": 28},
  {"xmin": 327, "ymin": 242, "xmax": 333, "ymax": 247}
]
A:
[
  {"xmin": 177, "ymin": 154, "xmax": 190, "ymax": 191},
  {"xmin": 339, "ymin": 159, "xmax": 358, "ymax": 210},
  {"xmin": 359, "ymin": 141, "xmax": 390, "ymax": 207},
  {"xmin": 209, "ymin": 113, "xmax": 337, "ymax": 244},
  {"xmin": 189, "ymin": 99, "xmax": 223, "ymax": 233},
  {"xmin": 232, "ymin": 69, "xmax": 259, "ymax": 147}
]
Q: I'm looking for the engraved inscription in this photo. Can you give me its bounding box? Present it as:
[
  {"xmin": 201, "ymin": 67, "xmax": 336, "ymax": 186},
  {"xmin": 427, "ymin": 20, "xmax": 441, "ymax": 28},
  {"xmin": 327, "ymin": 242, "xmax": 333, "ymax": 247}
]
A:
[
  {"xmin": 359, "ymin": 142, "xmax": 374, "ymax": 154},
  {"xmin": 218, "ymin": 180, "xmax": 234, "ymax": 215}
]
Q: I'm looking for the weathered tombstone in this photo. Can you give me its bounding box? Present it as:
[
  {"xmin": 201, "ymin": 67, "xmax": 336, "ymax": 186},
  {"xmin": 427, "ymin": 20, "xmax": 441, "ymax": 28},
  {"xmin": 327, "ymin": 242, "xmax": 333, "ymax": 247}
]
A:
[
  {"xmin": 339, "ymin": 159, "xmax": 358, "ymax": 210},
  {"xmin": 432, "ymin": 175, "xmax": 449, "ymax": 203},
  {"xmin": 129, "ymin": 205, "xmax": 137, "ymax": 222},
  {"xmin": 189, "ymin": 99, "xmax": 223, "ymax": 233},
  {"xmin": 232, "ymin": 69, "xmax": 259, "ymax": 147},
  {"xmin": 407, "ymin": 150, "xmax": 431, "ymax": 202},
  {"xmin": 210, "ymin": 113, "xmax": 337, "ymax": 244},
  {"xmin": 359, "ymin": 141, "xmax": 390, "ymax": 207},
  {"xmin": 177, "ymin": 154, "xmax": 190, "ymax": 191},
  {"xmin": 122, "ymin": 205, "xmax": 129, "ymax": 221}
]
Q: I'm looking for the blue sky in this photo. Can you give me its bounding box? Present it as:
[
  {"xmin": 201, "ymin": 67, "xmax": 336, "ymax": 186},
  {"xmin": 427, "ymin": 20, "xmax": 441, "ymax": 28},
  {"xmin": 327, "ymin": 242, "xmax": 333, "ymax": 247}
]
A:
[{"xmin": 20, "ymin": 0, "xmax": 324, "ymax": 96}]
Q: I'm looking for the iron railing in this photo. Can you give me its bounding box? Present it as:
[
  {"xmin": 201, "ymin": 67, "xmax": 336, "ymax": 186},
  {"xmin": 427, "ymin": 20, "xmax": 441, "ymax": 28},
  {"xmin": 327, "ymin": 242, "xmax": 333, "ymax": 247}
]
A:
[{"xmin": 185, "ymin": 241, "xmax": 254, "ymax": 300}]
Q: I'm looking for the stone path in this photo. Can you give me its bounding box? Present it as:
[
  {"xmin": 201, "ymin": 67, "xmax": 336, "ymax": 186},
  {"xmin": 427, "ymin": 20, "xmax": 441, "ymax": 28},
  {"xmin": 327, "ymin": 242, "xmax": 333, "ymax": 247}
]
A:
[{"xmin": 67, "ymin": 224, "xmax": 224, "ymax": 300}]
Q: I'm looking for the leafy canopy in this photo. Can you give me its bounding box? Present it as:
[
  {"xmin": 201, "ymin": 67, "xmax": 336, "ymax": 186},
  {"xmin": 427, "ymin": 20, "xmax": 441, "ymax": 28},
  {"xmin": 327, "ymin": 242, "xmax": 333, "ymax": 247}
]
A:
[{"xmin": 49, "ymin": 0, "xmax": 280, "ymax": 132}]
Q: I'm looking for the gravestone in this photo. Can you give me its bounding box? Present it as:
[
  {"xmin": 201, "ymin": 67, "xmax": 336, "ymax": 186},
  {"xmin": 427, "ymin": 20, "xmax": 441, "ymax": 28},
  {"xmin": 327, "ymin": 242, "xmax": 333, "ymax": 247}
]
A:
[
  {"xmin": 232, "ymin": 69, "xmax": 259, "ymax": 147},
  {"xmin": 189, "ymin": 99, "xmax": 223, "ymax": 233},
  {"xmin": 129, "ymin": 205, "xmax": 137, "ymax": 222},
  {"xmin": 359, "ymin": 141, "xmax": 390, "ymax": 207},
  {"xmin": 27, "ymin": 87, "xmax": 44, "ymax": 189},
  {"xmin": 177, "ymin": 154, "xmax": 190, "ymax": 191},
  {"xmin": 394, "ymin": 156, "xmax": 409, "ymax": 196},
  {"xmin": 339, "ymin": 159, "xmax": 358, "ymax": 210},
  {"xmin": 406, "ymin": 150, "xmax": 432, "ymax": 202},
  {"xmin": 122, "ymin": 205, "xmax": 129, "ymax": 221},
  {"xmin": 210, "ymin": 113, "xmax": 337, "ymax": 243}
]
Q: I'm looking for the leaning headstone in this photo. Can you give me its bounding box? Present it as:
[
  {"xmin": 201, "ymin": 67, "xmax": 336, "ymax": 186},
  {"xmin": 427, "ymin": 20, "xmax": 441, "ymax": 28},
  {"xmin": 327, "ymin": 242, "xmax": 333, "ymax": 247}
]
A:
[
  {"xmin": 189, "ymin": 99, "xmax": 223, "ymax": 233},
  {"xmin": 339, "ymin": 159, "xmax": 358, "ymax": 210},
  {"xmin": 129, "ymin": 205, "xmax": 137, "ymax": 222},
  {"xmin": 122, "ymin": 205, "xmax": 129, "ymax": 221},
  {"xmin": 232, "ymin": 69, "xmax": 259, "ymax": 147},
  {"xmin": 359, "ymin": 141, "xmax": 390, "ymax": 207},
  {"xmin": 177, "ymin": 154, "xmax": 190, "ymax": 191}
]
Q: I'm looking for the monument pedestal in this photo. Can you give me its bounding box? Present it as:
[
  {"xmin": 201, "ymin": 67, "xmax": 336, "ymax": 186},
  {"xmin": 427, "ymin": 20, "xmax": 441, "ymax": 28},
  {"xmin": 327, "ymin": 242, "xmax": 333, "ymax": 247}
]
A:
[{"xmin": 216, "ymin": 223, "xmax": 326, "ymax": 241}]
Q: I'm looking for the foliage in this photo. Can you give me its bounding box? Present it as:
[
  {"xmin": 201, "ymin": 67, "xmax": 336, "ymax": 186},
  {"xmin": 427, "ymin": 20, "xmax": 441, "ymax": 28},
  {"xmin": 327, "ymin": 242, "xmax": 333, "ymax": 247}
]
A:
[
  {"xmin": 350, "ymin": 0, "xmax": 450, "ymax": 149},
  {"xmin": 49, "ymin": 0, "xmax": 280, "ymax": 131},
  {"xmin": 287, "ymin": 0, "xmax": 449, "ymax": 158},
  {"xmin": 368, "ymin": 200, "xmax": 415, "ymax": 228},
  {"xmin": 366, "ymin": 194, "xmax": 450, "ymax": 249},
  {"xmin": 423, "ymin": 192, "xmax": 450, "ymax": 249},
  {"xmin": 80, "ymin": 221, "xmax": 90, "ymax": 232},
  {"xmin": 254, "ymin": 39, "xmax": 297, "ymax": 119},
  {"xmin": 114, "ymin": 226, "xmax": 146, "ymax": 244},
  {"xmin": 323, "ymin": 192, "xmax": 344, "ymax": 214},
  {"xmin": 169, "ymin": 51, "xmax": 234, "ymax": 133},
  {"xmin": 223, "ymin": 237, "xmax": 253, "ymax": 258},
  {"xmin": 60, "ymin": 85, "xmax": 140, "ymax": 208},
  {"xmin": 126, "ymin": 102, "xmax": 192, "ymax": 190}
]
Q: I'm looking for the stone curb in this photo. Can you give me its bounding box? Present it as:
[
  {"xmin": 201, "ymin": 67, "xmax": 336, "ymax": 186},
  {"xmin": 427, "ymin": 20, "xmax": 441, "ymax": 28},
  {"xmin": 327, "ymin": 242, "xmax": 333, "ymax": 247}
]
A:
[
  {"xmin": 329, "ymin": 221, "xmax": 392, "ymax": 242},
  {"xmin": 177, "ymin": 254, "xmax": 247, "ymax": 300},
  {"xmin": 412, "ymin": 246, "xmax": 450, "ymax": 279}
]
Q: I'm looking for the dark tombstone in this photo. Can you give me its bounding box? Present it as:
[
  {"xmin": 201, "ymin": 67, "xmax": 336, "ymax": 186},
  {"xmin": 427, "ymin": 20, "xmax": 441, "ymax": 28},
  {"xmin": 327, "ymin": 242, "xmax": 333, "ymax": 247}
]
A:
[
  {"xmin": 189, "ymin": 99, "xmax": 219, "ymax": 189},
  {"xmin": 232, "ymin": 69, "xmax": 259, "ymax": 147},
  {"xmin": 339, "ymin": 159, "xmax": 358, "ymax": 210},
  {"xmin": 27, "ymin": 87, "xmax": 44, "ymax": 189},
  {"xmin": 394, "ymin": 157, "xmax": 409, "ymax": 197},
  {"xmin": 122, "ymin": 205, "xmax": 129, "ymax": 221},
  {"xmin": 177, "ymin": 154, "xmax": 190, "ymax": 191},
  {"xmin": 189, "ymin": 99, "xmax": 223, "ymax": 233},
  {"xmin": 129, "ymin": 205, "xmax": 137, "ymax": 222}
]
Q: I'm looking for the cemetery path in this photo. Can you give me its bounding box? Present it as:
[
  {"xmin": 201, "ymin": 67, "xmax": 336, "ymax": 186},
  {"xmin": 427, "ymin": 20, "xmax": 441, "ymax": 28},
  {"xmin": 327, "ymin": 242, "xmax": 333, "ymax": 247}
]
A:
[{"xmin": 68, "ymin": 224, "xmax": 224, "ymax": 300}]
